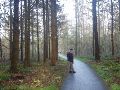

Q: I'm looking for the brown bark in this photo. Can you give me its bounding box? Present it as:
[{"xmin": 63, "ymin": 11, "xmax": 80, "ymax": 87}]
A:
[
  {"xmin": 36, "ymin": 1, "xmax": 40, "ymax": 62},
  {"xmin": 20, "ymin": 0, "xmax": 23, "ymax": 63},
  {"xmin": 10, "ymin": 0, "xmax": 13, "ymax": 64},
  {"xmin": 0, "ymin": 38, "xmax": 2, "ymax": 60},
  {"xmin": 93, "ymin": 30, "xmax": 95, "ymax": 56},
  {"xmin": 117, "ymin": 0, "xmax": 120, "ymax": 34},
  {"xmin": 50, "ymin": 0, "xmax": 57, "ymax": 65},
  {"xmin": 10, "ymin": 0, "xmax": 19, "ymax": 73},
  {"xmin": 111, "ymin": 0, "xmax": 114, "ymax": 56},
  {"xmin": 31, "ymin": 9, "xmax": 34, "ymax": 60},
  {"xmin": 24, "ymin": 0, "xmax": 30, "ymax": 67},
  {"xmin": 75, "ymin": 0, "xmax": 78, "ymax": 56},
  {"xmin": 98, "ymin": 0, "xmax": 100, "ymax": 51},
  {"xmin": 45, "ymin": 0, "xmax": 49, "ymax": 60},
  {"xmin": 42, "ymin": 0, "xmax": 47, "ymax": 62},
  {"xmin": 92, "ymin": 0, "xmax": 100, "ymax": 61}
]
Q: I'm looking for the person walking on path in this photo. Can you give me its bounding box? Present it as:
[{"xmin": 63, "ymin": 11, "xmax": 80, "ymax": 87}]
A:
[{"xmin": 67, "ymin": 49, "xmax": 76, "ymax": 73}]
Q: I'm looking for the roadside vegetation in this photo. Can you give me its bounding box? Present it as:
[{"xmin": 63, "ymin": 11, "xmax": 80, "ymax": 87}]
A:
[{"xmin": 78, "ymin": 57, "xmax": 120, "ymax": 90}]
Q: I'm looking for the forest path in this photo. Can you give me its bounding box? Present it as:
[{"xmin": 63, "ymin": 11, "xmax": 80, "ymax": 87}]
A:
[{"xmin": 59, "ymin": 54, "xmax": 108, "ymax": 90}]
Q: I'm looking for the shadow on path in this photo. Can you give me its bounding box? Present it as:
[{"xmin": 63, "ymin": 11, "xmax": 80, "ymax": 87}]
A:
[{"xmin": 59, "ymin": 54, "xmax": 109, "ymax": 90}]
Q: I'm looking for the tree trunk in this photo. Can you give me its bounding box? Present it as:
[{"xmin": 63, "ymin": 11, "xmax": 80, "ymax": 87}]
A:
[
  {"xmin": 10, "ymin": 0, "xmax": 13, "ymax": 69},
  {"xmin": 24, "ymin": 0, "xmax": 30, "ymax": 67},
  {"xmin": 75, "ymin": 0, "xmax": 78, "ymax": 56},
  {"xmin": 98, "ymin": 0, "xmax": 100, "ymax": 51},
  {"xmin": 46, "ymin": 0, "xmax": 49, "ymax": 60},
  {"xmin": 111, "ymin": 0, "xmax": 114, "ymax": 56},
  {"xmin": 31, "ymin": 9, "xmax": 34, "ymax": 60},
  {"xmin": 50, "ymin": 0, "xmax": 57, "ymax": 65},
  {"xmin": 10, "ymin": 0, "xmax": 19, "ymax": 73},
  {"xmin": 93, "ymin": 28, "xmax": 95, "ymax": 56},
  {"xmin": 42, "ymin": 0, "xmax": 47, "ymax": 62},
  {"xmin": 118, "ymin": 0, "xmax": 120, "ymax": 31},
  {"xmin": 0, "ymin": 38, "xmax": 2, "ymax": 61},
  {"xmin": 36, "ymin": 1, "xmax": 40, "ymax": 62},
  {"xmin": 92, "ymin": 0, "xmax": 100, "ymax": 61},
  {"xmin": 20, "ymin": 0, "xmax": 24, "ymax": 63}
]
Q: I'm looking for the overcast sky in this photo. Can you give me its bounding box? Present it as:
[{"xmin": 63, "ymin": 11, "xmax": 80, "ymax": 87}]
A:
[{"xmin": 60, "ymin": 0, "xmax": 75, "ymax": 25}]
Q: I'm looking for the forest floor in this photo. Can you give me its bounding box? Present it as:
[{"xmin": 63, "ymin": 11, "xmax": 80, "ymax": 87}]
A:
[
  {"xmin": 0, "ymin": 60, "xmax": 68, "ymax": 90},
  {"xmin": 79, "ymin": 57, "xmax": 120, "ymax": 90}
]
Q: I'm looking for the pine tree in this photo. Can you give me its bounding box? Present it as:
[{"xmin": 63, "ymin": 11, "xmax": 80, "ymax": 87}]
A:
[
  {"xmin": 92, "ymin": 0, "xmax": 100, "ymax": 61},
  {"xmin": 10, "ymin": 0, "xmax": 19, "ymax": 72},
  {"xmin": 50, "ymin": 0, "xmax": 57, "ymax": 65}
]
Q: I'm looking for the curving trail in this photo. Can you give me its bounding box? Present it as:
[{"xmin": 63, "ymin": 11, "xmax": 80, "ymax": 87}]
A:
[{"xmin": 59, "ymin": 54, "xmax": 108, "ymax": 90}]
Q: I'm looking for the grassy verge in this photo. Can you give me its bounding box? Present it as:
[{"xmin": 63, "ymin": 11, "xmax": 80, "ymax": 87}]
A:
[
  {"xmin": 76, "ymin": 56, "xmax": 93, "ymax": 62},
  {"xmin": 89, "ymin": 60, "xmax": 120, "ymax": 90},
  {"xmin": 0, "ymin": 60, "xmax": 68, "ymax": 90},
  {"xmin": 0, "ymin": 84, "xmax": 58, "ymax": 90}
]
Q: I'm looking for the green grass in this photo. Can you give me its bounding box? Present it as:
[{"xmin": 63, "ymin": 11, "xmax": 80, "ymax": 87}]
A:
[
  {"xmin": 76, "ymin": 56, "xmax": 93, "ymax": 62},
  {"xmin": 0, "ymin": 64, "xmax": 9, "ymax": 70},
  {"xmin": 0, "ymin": 84, "xmax": 58, "ymax": 90},
  {"xmin": 111, "ymin": 84, "xmax": 120, "ymax": 90},
  {"xmin": 0, "ymin": 71, "xmax": 11, "ymax": 80},
  {"xmin": 18, "ymin": 67, "xmax": 33, "ymax": 73},
  {"xmin": 17, "ymin": 84, "xmax": 58, "ymax": 90},
  {"xmin": 90, "ymin": 60, "xmax": 120, "ymax": 90},
  {"xmin": 40, "ymin": 85, "xmax": 58, "ymax": 90}
]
